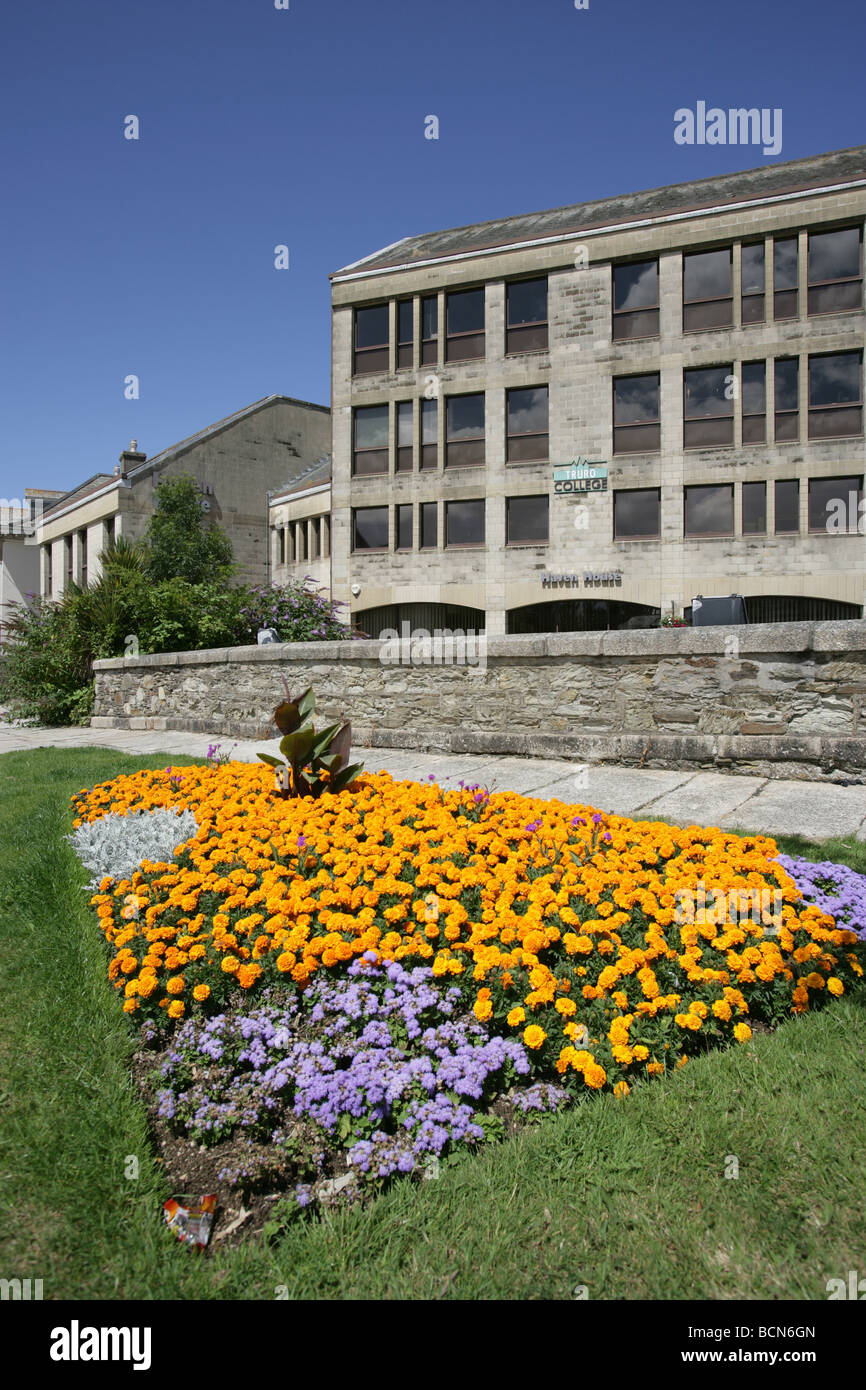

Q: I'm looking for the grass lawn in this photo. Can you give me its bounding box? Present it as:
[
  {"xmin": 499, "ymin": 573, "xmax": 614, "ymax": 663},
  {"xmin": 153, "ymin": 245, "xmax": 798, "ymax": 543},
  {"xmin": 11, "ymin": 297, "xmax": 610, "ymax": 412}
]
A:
[{"xmin": 1, "ymin": 745, "xmax": 864, "ymax": 1301}]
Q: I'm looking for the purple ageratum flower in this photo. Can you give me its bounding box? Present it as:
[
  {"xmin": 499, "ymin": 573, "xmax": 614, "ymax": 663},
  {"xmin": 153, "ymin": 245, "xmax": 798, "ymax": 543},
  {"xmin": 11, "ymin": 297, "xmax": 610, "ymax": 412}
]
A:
[
  {"xmin": 775, "ymin": 854, "xmax": 866, "ymax": 942},
  {"xmin": 570, "ymin": 816, "xmax": 586, "ymax": 828},
  {"xmin": 525, "ymin": 819, "xmax": 543, "ymax": 833},
  {"xmin": 591, "ymin": 813, "xmax": 604, "ymax": 825}
]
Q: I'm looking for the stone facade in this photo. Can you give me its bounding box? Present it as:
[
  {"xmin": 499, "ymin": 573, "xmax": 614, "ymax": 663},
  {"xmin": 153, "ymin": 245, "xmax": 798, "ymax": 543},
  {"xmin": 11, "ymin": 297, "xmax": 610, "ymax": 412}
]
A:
[
  {"xmin": 330, "ymin": 147, "xmax": 866, "ymax": 637},
  {"xmin": 36, "ymin": 396, "xmax": 330, "ymax": 595},
  {"xmin": 269, "ymin": 476, "xmax": 332, "ymax": 598},
  {"xmin": 92, "ymin": 621, "xmax": 866, "ymax": 782}
]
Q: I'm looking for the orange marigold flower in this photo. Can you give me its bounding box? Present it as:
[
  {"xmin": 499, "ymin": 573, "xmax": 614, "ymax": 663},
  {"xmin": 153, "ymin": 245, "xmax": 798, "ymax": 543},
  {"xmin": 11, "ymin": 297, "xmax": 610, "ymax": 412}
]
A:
[{"xmin": 523, "ymin": 1024, "xmax": 546, "ymax": 1050}]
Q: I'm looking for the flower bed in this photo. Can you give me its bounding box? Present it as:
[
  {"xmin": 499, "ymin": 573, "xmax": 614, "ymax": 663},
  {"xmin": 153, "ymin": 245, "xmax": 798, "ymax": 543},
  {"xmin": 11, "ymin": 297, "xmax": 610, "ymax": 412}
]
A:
[{"xmin": 71, "ymin": 764, "xmax": 864, "ymax": 1209}]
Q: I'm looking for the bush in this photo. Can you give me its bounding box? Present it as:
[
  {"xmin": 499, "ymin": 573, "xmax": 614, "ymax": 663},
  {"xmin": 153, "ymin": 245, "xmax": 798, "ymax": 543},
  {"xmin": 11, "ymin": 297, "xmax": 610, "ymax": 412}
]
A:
[
  {"xmin": 236, "ymin": 578, "xmax": 353, "ymax": 644},
  {"xmin": 0, "ymin": 597, "xmax": 94, "ymax": 725}
]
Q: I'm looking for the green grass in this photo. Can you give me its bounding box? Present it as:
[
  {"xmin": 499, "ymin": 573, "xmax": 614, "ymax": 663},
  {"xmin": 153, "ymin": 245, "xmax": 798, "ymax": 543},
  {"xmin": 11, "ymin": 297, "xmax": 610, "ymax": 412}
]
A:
[{"xmin": 1, "ymin": 746, "xmax": 864, "ymax": 1301}]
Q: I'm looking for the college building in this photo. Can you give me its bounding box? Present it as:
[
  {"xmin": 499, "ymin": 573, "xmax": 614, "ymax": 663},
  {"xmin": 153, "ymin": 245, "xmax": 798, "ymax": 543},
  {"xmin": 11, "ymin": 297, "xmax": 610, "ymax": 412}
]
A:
[
  {"xmin": 329, "ymin": 145, "xmax": 866, "ymax": 636},
  {"xmin": 35, "ymin": 395, "xmax": 330, "ymax": 598}
]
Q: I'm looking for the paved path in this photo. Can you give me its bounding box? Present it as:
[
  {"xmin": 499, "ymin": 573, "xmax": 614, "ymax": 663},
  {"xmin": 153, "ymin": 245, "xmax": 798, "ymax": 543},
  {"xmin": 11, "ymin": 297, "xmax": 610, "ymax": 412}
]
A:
[{"xmin": 2, "ymin": 723, "xmax": 865, "ymax": 841}]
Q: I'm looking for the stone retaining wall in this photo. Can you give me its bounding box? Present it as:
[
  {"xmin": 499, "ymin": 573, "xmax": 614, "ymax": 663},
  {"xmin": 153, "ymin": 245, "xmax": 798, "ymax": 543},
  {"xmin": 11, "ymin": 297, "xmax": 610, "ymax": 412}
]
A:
[{"xmin": 91, "ymin": 622, "xmax": 866, "ymax": 782}]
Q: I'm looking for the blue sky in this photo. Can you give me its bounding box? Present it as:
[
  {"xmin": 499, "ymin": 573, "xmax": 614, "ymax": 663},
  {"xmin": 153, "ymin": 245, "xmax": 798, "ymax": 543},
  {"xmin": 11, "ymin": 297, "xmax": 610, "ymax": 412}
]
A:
[{"xmin": 1, "ymin": 0, "xmax": 863, "ymax": 497}]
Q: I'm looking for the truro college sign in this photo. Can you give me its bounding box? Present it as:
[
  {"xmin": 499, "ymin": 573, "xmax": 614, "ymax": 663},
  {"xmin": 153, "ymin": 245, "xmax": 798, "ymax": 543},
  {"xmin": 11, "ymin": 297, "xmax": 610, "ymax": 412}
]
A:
[{"xmin": 553, "ymin": 458, "xmax": 608, "ymax": 494}]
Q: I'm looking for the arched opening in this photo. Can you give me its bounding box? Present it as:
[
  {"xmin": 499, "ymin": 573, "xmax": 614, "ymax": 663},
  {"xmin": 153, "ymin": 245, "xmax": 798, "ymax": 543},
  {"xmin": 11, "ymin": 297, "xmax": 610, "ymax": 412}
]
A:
[
  {"xmin": 741, "ymin": 595, "xmax": 863, "ymax": 624},
  {"xmin": 353, "ymin": 601, "xmax": 486, "ymax": 638},
  {"xmin": 507, "ymin": 599, "xmax": 661, "ymax": 634}
]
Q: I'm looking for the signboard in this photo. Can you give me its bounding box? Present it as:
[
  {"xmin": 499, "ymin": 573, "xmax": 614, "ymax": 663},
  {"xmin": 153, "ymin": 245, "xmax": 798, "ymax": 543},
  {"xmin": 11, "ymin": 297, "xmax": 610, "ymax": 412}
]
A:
[
  {"xmin": 553, "ymin": 457, "xmax": 608, "ymax": 494},
  {"xmin": 542, "ymin": 571, "xmax": 623, "ymax": 589}
]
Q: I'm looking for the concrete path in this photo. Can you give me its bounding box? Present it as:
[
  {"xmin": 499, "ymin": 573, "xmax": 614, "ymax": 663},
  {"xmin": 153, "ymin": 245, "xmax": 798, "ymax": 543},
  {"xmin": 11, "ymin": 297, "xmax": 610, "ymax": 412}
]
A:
[{"xmin": 2, "ymin": 723, "xmax": 865, "ymax": 842}]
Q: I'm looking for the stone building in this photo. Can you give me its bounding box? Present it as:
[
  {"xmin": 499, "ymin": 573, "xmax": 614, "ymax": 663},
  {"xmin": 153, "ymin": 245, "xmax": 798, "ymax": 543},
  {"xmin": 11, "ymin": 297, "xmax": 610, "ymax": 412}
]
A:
[
  {"xmin": 268, "ymin": 453, "xmax": 332, "ymax": 596},
  {"xmin": 0, "ymin": 488, "xmax": 65, "ymax": 642},
  {"xmin": 35, "ymin": 394, "xmax": 330, "ymax": 597},
  {"xmin": 329, "ymin": 145, "xmax": 866, "ymax": 637}
]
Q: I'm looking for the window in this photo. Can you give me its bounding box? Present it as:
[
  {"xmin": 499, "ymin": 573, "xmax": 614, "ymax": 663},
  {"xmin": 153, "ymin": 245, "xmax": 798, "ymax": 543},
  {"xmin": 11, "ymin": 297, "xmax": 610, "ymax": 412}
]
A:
[
  {"xmin": 808, "ymin": 352, "xmax": 862, "ymax": 438},
  {"xmin": 683, "ymin": 248, "xmax": 732, "ymax": 330},
  {"xmin": 78, "ymin": 528, "xmax": 88, "ymax": 586},
  {"xmin": 684, "ymin": 484, "xmax": 734, "ymax": 537},
  {"xmin": 506, "ymin": 386, "xmax": 549, "ymax": 462},
  {"xmin": 310, "ymin": 518, "xmax": 320, "ymax": 561},
  {"xmin": 741, "ymin": 243, "xmax": 765, "ymax": 323},
  {"xmin": 353, "ymin": 404, "xmax": 389, "ymax": 475},
  {"xmin": 506, "ymin": 278, "xmax": 548, "ymax": 353},
  {"xmin": 613, "ymin": 488, "xmax": 660, "ymax": 539},
  {"xmin": 774, "ymin": 359, "xmax": 799, "ymax": 441},
  {"xmin": 354, "ymin": 304, "xmax": 389, "ymax": 374},
  {"xmin": 446, "ymin": 499, "xmax": 485, "ymax": 546},
  {"xmin": 775, "ymin": 479, "xmax": 799, "ymax": 534},
  {"xmin": 683, "ymin": 366, "xmax": 734, "ymax": 448},
  {"xmin": 741, "ymin": 362, "xmax": 766, "ymax": 444},
  {"xmin": 352, "ymin": 506, "xmax": 388, "ymax": 551},
  {"xmin": 742, "ymin": 481, "xmax": 767, "ymax": 534},
  {"xmin": 286, "ymin": 523, "xmax": 295, "ymax": 564},
  {"xmin": 613, "ymin": 374, "xmax": 660, "ymax": 453},
  {"xmin": 446, "ymin": 288, "xmax": 485, "ymax": 361},
  {"xmin": 808, "ymin": 227, "xmax": 862, "ymax": 315},
  {"xmin": 65, "ymin": 534, "xmax": 73, "ymax": 587},
  {"xmin": 296, "ymin": 520, "xmax": 307, "ymax": 563},
  {"xmin": 104, "ymin": 516, "xmax": 115, "ymax": 548},
  {"xmin": 397, "ymin": 300, "xmax": 413, "ymax": 369},
  {"xmin": 612, "ymin": 261, "xmax": 659, "ymax": 339},
  {"xmin": 773, "ymin": 238, "xmax": 798, "ymax": 319},
  {"xmin": 808, "ymin": 476, "xmax": 864, "ymax": 534},
  {"xmin": 277, "ymin": 527, "xmax": 285, "ymax": 565},
  {"xmin": 321, "ymin": 516, "xmax": 330, "ymax": 559},
  {"xmin": 421, "ymin": 296, "xmax": 438, "ymax": 364},
  {"xmin": 506, "ymin": 495, "xmax": 549, "ymax": 545},
  {"xmin": 396, "ymin": 504, "xmax": 413, "ymax": 550},
  {"xmin": 44, "ymin": 544, "xmax": 52, "ymax": 595},
  {"xmin": 421, "ymin": 399, "xmax": 438, "ymax": 469},
  {"xmin": 420, "ymin": 501, "xmax": 438, "ymax": 549},
  {"xmin": 396, "ymin": 401, "xmax": 414, "ymax": 472},
  {"xmin": 445, "ymin": 393, "xmax": 485, "ymax": 468}
]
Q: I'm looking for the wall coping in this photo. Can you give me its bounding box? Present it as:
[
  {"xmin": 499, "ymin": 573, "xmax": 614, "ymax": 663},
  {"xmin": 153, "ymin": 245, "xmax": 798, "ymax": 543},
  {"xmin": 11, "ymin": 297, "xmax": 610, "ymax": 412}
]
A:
[{"xmin": 92, "ymin": 620, "xmax": 866, "ymax": 671}]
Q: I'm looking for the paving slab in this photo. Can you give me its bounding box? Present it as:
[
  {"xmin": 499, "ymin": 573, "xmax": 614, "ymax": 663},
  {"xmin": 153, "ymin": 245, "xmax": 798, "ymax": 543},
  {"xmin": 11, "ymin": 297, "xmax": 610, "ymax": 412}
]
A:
[
  {"xmin": 525, "ymin": 766, "xmax": 698, "ymax": 817},
  {"xmin": 631, "ymin": 771, "xmax": 769, "ymax": 830},
  {"xmin": 717, "ymin": 780, "xmax": 866, "ymax": 840}
]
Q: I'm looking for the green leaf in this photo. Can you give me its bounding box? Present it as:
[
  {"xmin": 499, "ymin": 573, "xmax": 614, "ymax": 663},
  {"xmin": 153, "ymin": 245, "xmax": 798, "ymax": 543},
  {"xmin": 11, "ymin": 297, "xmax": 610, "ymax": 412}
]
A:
[
  {"xmin": 328, "ymin": 762, "xmax": 364, "ymax": 794},
  {"xmin": 280, "ymin": 727, "xmax": 315, "ymax": 763},
  {"xmin": 257, "ymin": 753, "xmax": 283, "ymax": 769},
  {"xmin": 274, "ymin": 700, "xmax": 302, "ymax": 735},
  {"xmin": 296, "ymin": 687, "xmax": 316, "ymax": 722}
]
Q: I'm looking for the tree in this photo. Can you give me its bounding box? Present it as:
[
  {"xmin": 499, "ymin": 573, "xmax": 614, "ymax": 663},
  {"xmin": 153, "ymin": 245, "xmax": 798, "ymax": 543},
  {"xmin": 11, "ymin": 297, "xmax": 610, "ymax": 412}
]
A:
[{"xmin": 145, "ymin": 475, "xmax": 234, "ymax": 584}]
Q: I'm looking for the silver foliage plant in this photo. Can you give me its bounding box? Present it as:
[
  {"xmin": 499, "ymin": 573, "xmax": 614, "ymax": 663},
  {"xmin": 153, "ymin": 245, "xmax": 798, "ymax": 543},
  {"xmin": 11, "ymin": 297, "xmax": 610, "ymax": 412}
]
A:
[{"xmin": 68, "ymin": 807, "xmax": 200, "ymax": 888}]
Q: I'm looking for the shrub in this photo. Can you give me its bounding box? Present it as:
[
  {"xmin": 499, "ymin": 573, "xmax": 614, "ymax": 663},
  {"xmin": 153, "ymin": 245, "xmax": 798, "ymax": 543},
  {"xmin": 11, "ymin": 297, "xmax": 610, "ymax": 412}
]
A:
[
  {"xmin": 235, "ymin": 578, "xmax": 353, "ymax": 644},
  {"xmin": 0, "ymin": 597, "xmax": 93, "ymax": 725}
]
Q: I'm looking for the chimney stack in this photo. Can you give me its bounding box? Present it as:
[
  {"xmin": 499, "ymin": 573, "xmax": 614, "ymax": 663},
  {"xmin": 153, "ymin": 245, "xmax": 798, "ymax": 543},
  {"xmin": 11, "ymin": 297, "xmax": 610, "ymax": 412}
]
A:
[{"xmin": 118, "ymin": 440, "xmax": 146, "ymax": 477}]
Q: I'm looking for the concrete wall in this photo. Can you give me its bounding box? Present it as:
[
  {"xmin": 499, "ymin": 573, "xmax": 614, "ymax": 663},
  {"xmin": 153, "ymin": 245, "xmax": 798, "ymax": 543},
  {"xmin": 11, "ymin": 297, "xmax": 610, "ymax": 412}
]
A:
[{"xmin": 92, "ymin": 620, "xmax": 866, "ymax": 782}]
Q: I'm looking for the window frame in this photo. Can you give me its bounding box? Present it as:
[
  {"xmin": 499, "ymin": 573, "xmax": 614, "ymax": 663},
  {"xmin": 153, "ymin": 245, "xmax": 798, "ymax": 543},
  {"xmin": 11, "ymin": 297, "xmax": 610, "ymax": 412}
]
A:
[
  {"xmin": 506, "ymin": 385, "xmax": 549, "ymax": 463},
  {"xmin": 613, "ymin": 487, "xmax": 661, "ymax": 541},
  {"xmin": 445, "ymin": 498, "xmax": 486, "ymax": 548},
  {"xmin": 505, "ymin": 277, "xmax": 549, "ymax": 354},
  {"xmin": 353, "ymin": 304, "xmax": 390, "ymax": 376},
  {"xmin": 683, "ymin": 364, "xmax": 735, "ymax": 449},
  {"xmin": 396, "ymin": 299, "xmax": 414, "ymax": 369},
  {"xmin": 612, "ymin": 260, "xmax": 660, "ymax": 341},
  {"xmin": 807, "ymin": 475, "xmax": 865, "ymax": 535},
  {"xmin": 683, "ymin": 483, "xmax": 735, "ymax": 539},
  {"xmin": 505, "ymin": 494, "xmax": 550, "ymax": 546},
  {"xmin": 807, "ymin": 226, "xmax": 863, "ymax": 316},
  {"xmin": 612, "ymin": 373, "xmax": 661, "ymax": 454},
  {"xmin": 352, "ymin": 403, "xmax": 390, "ymax": 477},
  {"xmin": 352, "ymin": 505, "xmax": 389, "ymax": 553},
  {"xmin": 740, "ymin": 242, "xmax": 766, "ymax": 324},
  {"xmin": 445, "ymin": 392, "xmax": 486, "ymax": 469},
  {"xmin": 807, "ymin": 351, "xmax": 863, "ymax": 440},
  {"xmin": 682, "ymin": 247, "xmax": 734, "ymax": 332},
  {"xmin": 445, "ymin": 288, "xmax": 486, "ymax": 362},
  {"xmin": 774, "ymin": 358, "xmax": 800, "ymax": 443}
]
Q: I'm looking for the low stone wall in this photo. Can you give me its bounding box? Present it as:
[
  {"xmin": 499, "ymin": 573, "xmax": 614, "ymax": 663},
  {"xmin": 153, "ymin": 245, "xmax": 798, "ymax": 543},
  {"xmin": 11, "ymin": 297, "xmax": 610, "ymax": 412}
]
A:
[{"xmin": 91, "ymin": 622, "xmax": 866, "ymax": 782}]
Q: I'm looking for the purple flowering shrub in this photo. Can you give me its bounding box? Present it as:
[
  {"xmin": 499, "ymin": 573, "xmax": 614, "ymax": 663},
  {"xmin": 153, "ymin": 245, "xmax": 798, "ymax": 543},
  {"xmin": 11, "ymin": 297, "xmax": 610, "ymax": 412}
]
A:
[
  {"xmin": 776, "ymin": 854, "xmax": 866, "ymax": 942},
  {"xmin": 154, "ymin": 955, "xmax": 559, "ymax": 1208},
  {"xmin": 234, "ymin": 578, "xmax": 357, "ymax": 645}
]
